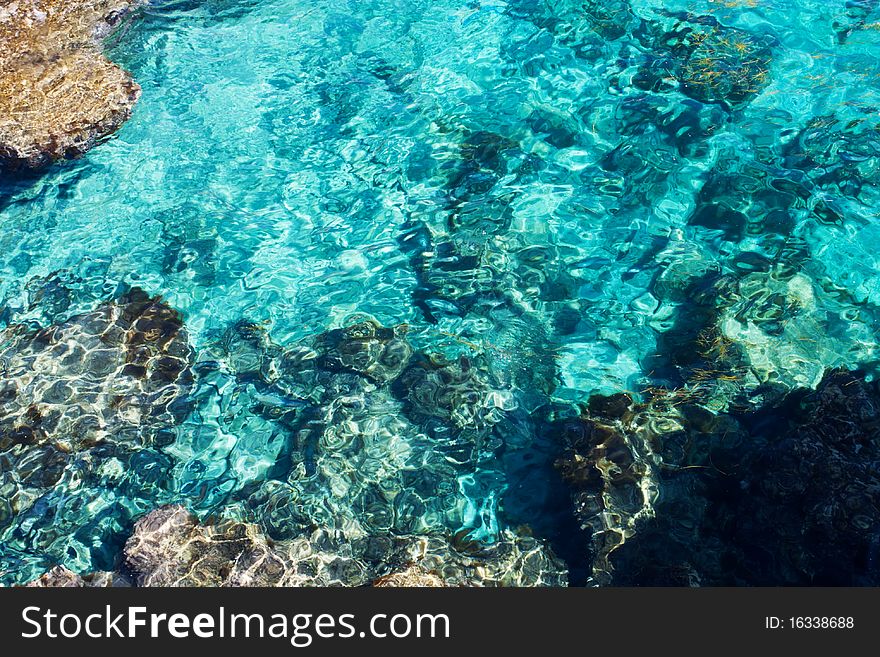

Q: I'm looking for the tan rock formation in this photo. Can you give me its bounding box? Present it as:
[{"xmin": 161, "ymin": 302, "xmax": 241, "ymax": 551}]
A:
[
  {"xmin": 24, "ymin": 565, "xmax": 129, "ymax": 586},
  {"xmin": 0, "ymin": 0, "xmax": 141, "ymax": 169},
  {"xmin": 373, "ymin": 566, "xmax": 447, "ymax": 587}
]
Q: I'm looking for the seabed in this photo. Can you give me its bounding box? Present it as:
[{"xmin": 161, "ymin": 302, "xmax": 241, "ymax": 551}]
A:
[{"xmin": 2, "ymin": 0, "xmax": 880, "ymax": 587}]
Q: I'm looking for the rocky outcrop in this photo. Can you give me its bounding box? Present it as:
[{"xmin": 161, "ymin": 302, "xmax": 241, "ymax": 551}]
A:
[{"xmin": 0, "ymin": 0, "xmax": 142, "ymax": 169}]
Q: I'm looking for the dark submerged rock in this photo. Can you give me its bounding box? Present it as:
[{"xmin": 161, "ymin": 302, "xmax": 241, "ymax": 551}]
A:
[
  {"xmin": 609, "ymin": 369, "xmax": 880, "ymax": 586},
  {"xmin": 314, "ymin": 320, "xmax": 413, "ymax": 385},
  {"xmin": 550, "ymin": 394, "xmax": 657, "ymax": 585}
]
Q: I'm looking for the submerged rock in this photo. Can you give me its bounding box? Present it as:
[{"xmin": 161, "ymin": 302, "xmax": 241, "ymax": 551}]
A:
[
  {"xmin": 410, "ymin": 530, "xmax": 567, "ymax": 587},
  {"xmin": 509, "ymin": 0, "xmax": 637, "ymax": 55},
  {"xmin": 123, "ymin": 504, "xmax": 306, "ymax": 587},
  {"xmin": 226, "ymin": 318, "xmax": 414, "ymax": 403},
  {"xmin": 735, "ymin": 369, "xmax": 880, "ymax": 584},
  {"xmin": 687, "ymin": 160, "xmax": 798, "ymax": 242},
  {"xmin": 314, "ymin": 320, "xmax": 413, "ymax": 385},
  {"xmin": 14, "ymin": 309, "xmax": 563, "ymax": 588},
  {"xmin": 393, "ymin": 353, "xmax": 514, "ymax": 433},
  {"xmin": 782, "ymin": 111, "xmax": 880, "ymax": 213},
  {"xmin": 210, "ymin": 320, "xmax": 458, "ymax": 543},
  {"xmin": 832, "ymin": 0, "xmax": 880, "ymax": 44},
  {"xmin": 121, "ymin": 505, "xmax": 566, "ymax": 587},
  {"xmin": 26, "ymin": 503, "xmax": 567, "ymax": 587},
  {"xmin": 22, "ymin": 506, "xmax": 337, "ymax": 587},
  {"xmin": 551, "ymin": 394, "xmax": 657, "ymax": 585},
  {"xmin": 0, "ymin": 0, "xmax": 142, "ymax": 169},
  {"xmin": 0, "ymin": 288, "xmax": 194, "ymax": 532},
  {"xmin": 13, "ymin": 301, "xmax": 568, "ymax": 586},
  {"xmin": 24, "ymin": 565, "xmax": 130, "ymax": 587},
  {"xmin": 399, "ymin": 129, "xmax": 541, "ymax": 324},
  {"xmin": 373, "ymin": 565, "xmax": 446, "ymax": 587},
  {"xmin": 648, "ymin": 260, "xmax": 871, "ymax": 410},
  {"xmin": 606, "ymin": 369, "xmax": 880, "ymax": 586},
  {"xmin": 0, "ymin": 287, "xmax": 194, "ymax": 452}
]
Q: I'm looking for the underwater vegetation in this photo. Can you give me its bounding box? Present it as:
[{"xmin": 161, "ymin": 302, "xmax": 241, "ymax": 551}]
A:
[{"xmin": 2, "ymin": 0, "xmax": 880, "ymax": 586}]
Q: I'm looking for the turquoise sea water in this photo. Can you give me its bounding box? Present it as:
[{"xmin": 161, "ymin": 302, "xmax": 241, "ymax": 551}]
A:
[{"xmin": 2, "ymin": 0, "xmax": 880, "ymax": 584}]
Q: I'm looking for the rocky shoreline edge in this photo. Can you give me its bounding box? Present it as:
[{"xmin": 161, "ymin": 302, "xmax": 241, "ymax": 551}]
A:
[{"xmin": 0, "ymin": 0, "xmax": 142, "ymax": 170}]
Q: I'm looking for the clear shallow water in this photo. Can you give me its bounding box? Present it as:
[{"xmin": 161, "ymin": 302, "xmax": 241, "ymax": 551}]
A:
[{"xmin": 1, "ymin": 0, "xmax": 880, "ymax": 584}]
